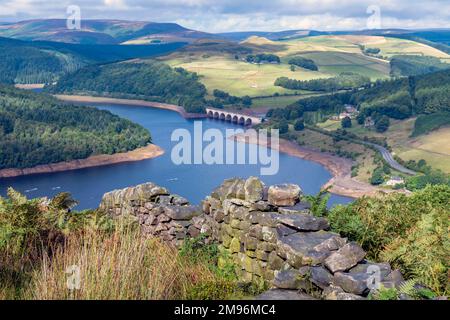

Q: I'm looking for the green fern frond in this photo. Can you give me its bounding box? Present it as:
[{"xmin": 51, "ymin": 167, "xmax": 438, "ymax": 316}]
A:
[{"xmin": 398, "ymin": 279, "xmax": 417, "ymax": 297}]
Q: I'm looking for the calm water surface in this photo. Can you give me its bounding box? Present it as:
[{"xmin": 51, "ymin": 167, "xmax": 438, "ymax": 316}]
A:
[{"xmin": 0, "ymin": 104, "xmax": 353, "ymax": 209}]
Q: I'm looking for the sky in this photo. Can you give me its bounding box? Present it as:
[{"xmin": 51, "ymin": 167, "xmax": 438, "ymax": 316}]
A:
[{"xmin": 1, "ymin": 0, "xmax": 449, "ymax": 33}]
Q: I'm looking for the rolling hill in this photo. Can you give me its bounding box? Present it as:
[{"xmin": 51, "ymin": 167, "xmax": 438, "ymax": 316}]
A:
[
  {"xmin": 159, "ymin": 34, "xmax": 450, "ymax": 98},
  {"xmin": 0, "ymin": 36, "xmax": 185, "ymax": 84},
  {"xmin": 0, "ymin": 19, "xmax": 217, "ymax": 45}
]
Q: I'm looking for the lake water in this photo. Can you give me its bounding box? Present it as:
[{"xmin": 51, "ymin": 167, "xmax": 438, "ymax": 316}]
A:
[{"xmin": 0, "ymin": 104, "xmax": 353, "ymax": 209}]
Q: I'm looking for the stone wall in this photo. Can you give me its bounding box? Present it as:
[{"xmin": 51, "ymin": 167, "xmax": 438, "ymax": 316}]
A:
[
  {"xmin": 99, "ymin": 178, "xmax": 404, "ymax": 300},
  {"xmin": 99, "ymin": 182, "xmax": 212, "ymax": 246}
]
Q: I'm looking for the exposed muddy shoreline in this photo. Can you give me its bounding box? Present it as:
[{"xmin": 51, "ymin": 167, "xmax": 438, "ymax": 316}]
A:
[
  {"xmin": 233, "ymin": 134, "xmax": 390, "ymax": 199},
  {"xmin": 0, "ymin": 144, "xmax": 164, "ymax": 179}
]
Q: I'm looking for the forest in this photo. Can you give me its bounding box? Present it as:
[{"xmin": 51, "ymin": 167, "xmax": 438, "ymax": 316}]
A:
[
  {"xmin": 46, "ymin": 61, "xmax": 208, "ymax": 113},
  {"xmin": 390, "ymin": 55, "xmax": 450, "ymax": 77},
  {"xmin": 246, "ymin": 53, "xmax": 280, "ymax": 64},
  {"xmin": 0, "ymin": 85, "xmax": 151, "ymax": 169},
  {"xmin": 275, "ymin": 73, "xmax": 370, "ymax": 92},
  {"xmin": 287, "ymin": 56, "xmax": 318, "ymax": 71},
  {"xmin": 0, "ymin": 37, "xmax": 184, "ymax": 84},
  {"xmin": 270, "ymin": 69, "xmax": 450, "ymax": 124}
]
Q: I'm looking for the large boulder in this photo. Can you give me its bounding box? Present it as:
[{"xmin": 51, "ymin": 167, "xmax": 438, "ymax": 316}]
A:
[
  {"xmin": 324, "ymin": 242, "xmax": 366, "ymax": 273},
  {"xmin": 244, "ymin": 177, "xmax": 265, "ymax": 202},
  {"xmin": 268, "ymin": 184, "xmax": 301, "ymax": 207}
]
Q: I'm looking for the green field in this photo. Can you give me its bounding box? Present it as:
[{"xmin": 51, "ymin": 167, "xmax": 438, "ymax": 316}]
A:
[
  {"xmin": 318, "ymin": 117, "xmax": 450, "ymax": 174},
  {"xmin": 280, "ymin": 35, "xmax": 449, "ymax": 59},
  {"xmin": 299, "ymin": 52, "xmax": 390, "ymax": 80},
  {"xmin": 160, "ymin": 35, "xmax": 449, "ymax": 98},
  {"xmin": 166, "ymin": 55, "xmax": 331, "ymax": 97},
  {"xmin": 250, "ymin": 95, "xmax": 305, "ymax": 109}
]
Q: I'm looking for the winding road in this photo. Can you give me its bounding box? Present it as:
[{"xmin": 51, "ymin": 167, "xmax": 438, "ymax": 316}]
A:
[{"xmin": 364, "ymin": 142, "xmax": 417, "ymax": 175}]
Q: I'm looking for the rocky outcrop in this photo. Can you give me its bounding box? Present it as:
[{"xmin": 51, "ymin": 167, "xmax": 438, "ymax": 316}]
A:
[{"xmin": 99, "ymin": 177, "xmax": 404, "ymax": 300}]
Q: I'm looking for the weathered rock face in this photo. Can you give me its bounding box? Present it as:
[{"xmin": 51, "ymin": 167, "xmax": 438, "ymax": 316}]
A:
[
  {"xmin": 99, "ymin": 177, "xmax": 401, "ymax": 300},
  {"xmin": 268, "ymin": 184, "xmax": 302, "ymax": 207}
]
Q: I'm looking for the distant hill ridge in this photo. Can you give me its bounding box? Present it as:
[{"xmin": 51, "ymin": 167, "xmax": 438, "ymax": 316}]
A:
[
  {"xmin": 0, "ymin": 19, "xmax": 217, "ymax": 45},
  {"xmin": 0, "ymin": 36, "xmax": 185, "ymax": 84}
]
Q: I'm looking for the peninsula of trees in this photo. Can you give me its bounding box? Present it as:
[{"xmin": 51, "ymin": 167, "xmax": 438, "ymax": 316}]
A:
[
  {"xmin": 0, "ymin": 85, "xmax": 152, "ymax": 169},
  {"xmin": 46, "ymin": 61, "xmax": 209, "ymax": 113}
]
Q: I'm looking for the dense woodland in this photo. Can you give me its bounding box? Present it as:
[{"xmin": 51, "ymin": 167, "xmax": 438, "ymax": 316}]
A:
[
  {"xmin": 390, "ymin": 55, "xmax": 450, "ymax": 77},
  {"xmin": 275, "ymin": 73, "xmax": 371, "ymax": 92},
  {"xmin": 210, "ymin": 89, "xmax": 252, "ymax": 108},
  {"xmin": 0, "ymin": 37, "xmax": 184, "ymax": 84},
  {"xmin": 270, "ymin": 69, "xmax": 450, "ymax": 125},
  {"xmin": 0, "ymin": 85, "xmax": 151, "ymax": 169},
  {"xmin": 287, "ymin": 56, "xmax": 318, "ymax": 71},
  {"xmin": 0, "ymin": 38, "xmax": 86, "ymax": 84},
  {"xmin": 46, "ymin": 61, "xmax": 208, "ymax": 113},
  {"xmin": 246, "ymin": 53, "xmax": 280, "ymax": 64}
]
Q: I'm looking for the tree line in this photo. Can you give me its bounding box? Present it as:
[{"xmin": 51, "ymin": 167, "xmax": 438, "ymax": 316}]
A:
[
  {"xmin": 0, "ymin": 85, "xmax": 151, "ymax": 169},
  {"xmin": 46, "ymin": 61, "xmax": 209, "ymax": 113},
  {"xmin": 274, "ymin": 73, "xmax": 371, "ymax": 92}
]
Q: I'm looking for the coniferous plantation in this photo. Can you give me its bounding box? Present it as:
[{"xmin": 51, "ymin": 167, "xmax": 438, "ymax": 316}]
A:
[
  {"xmin": 0, "ymin": 85, "xmax": 151, "ymax": 169},
  {"xmin": 0, "ymin": 36, "xmax": 185, "ymax": 84},
  {"xmin": 46, "ymin": 61, "xmax": 209, "ymax": 113}
]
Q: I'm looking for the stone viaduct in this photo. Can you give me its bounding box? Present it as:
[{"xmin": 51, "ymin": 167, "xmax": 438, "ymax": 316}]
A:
[{"xmin": 205, "ymin": 107, "xmax": 263, "ymax": 126}]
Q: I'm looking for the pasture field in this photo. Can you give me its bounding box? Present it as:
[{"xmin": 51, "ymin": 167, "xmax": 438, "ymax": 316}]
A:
[
  {"xmin": 395, "ymin": 127, "xmax": 450, "ymax": 173},
  {"xmin": 251, "ymin": 94, "xmax": 325, "ymax": 109},
  {"xmin": 166, "ymin": 55, "xmax": 331, "ymax": 97},
  {"xmin": 318, "ymin": 117, "xmax": 450, "ymax": 174},
  {"xmin": 160, "ymin": 35, "xmax": 449, "ymax": 97},
  {"xmin": 283, "ymin": 35, "xmax": 449, "ymax": 59},
  {"xmin": 298, "ymin": 51, "xmax": 390, "ymax": 80}
]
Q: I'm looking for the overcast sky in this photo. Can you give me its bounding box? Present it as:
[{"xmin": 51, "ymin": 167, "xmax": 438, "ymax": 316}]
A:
[{"xmin": 1, "ymin": 0, "xmax": 449, "ymax": 32}]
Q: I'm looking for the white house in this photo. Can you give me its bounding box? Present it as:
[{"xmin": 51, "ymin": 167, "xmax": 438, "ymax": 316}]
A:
[{"xmin": 386, "ymin": 176, "xmax": 405, "ymax": 187}]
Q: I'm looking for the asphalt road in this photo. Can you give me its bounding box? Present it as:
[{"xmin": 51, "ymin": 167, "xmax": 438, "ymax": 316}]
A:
[{"xmin": 365, "ymin": 142, "xmax": 417, "ymax": 175}]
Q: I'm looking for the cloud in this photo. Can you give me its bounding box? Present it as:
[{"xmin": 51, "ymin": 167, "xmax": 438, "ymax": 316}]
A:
[{"xmin": 0, "ymin": 0, "xmax": 449, "ymax": 32}]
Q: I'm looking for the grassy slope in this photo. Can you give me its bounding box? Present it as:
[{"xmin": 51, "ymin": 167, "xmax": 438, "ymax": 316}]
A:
[
  {"xmin": 161, "ymin": 35, "xmax": 448, "ymax": 99},
  {"xmin": 166, "ymin": 55, "xmax": 330, "ymax": 97},
  {"xmin": 317, "ymin": 118, "xmax": 450, "ymax": 174},
  {"xmin": 288, "ymin": 127, "xmax": 379, "ymax": 184}
]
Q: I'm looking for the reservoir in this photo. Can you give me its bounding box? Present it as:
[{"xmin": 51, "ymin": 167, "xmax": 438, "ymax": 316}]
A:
[{"xmin": 0, "ymin": 103, "xmax": 353, "ymax": 209}]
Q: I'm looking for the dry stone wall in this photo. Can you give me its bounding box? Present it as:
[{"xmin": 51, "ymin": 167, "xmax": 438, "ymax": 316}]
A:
[{"xmin": 99, "ymin": 177, "xmax": 404, "ymax": 300}]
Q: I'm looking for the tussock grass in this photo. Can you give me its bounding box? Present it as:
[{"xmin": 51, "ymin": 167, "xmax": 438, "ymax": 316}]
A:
[{"xmin": 22, "ymin": 225, "xmax": 236, "ymax": 300}]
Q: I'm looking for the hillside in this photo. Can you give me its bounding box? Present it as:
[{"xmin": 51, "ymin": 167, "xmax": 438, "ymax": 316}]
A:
[
  {"xmin": 46, "ymin": 60, "xmax": 208, "ymax": 113},
  {"xmin": 0, "ymin": 36, "xmax": 185, "ymax": 84},
  {"xmin": 0, "ymin": 19, "xmax": 216, "ymax": 44},
  {"xmin": 0, "ymin": 85, "xmax": 152, "ymax": 169},
  {"xmin": 268, "ymin": 69, "xmax": 450, "ymax": 174},
  {"xmin": 160, "ymin": 34, "xmax": 449, "ymax": 98}
]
